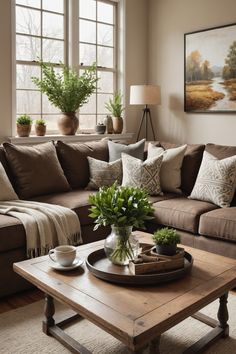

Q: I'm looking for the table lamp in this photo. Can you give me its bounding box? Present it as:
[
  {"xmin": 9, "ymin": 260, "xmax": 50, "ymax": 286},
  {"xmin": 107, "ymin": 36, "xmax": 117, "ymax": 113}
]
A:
[{"xmin": 130, "ymin": 85, "xmax": 161, "ymax": 141}]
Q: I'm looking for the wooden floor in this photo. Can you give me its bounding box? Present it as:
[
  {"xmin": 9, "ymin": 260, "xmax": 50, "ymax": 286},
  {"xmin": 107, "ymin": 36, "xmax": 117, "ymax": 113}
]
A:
[
  {"xmin": 0, "ymin": 288, "xmax": 43, "ymax": 314},
  {"xmin": 0, "ymin": 288, "xmax": 235, "ymax": 315}
]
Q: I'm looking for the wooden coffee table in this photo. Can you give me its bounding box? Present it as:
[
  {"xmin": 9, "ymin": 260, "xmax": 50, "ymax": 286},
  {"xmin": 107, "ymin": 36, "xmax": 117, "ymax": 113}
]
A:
[{"xmin": 14, "ymin": 231, "xmax": 236, "ymax": 353}]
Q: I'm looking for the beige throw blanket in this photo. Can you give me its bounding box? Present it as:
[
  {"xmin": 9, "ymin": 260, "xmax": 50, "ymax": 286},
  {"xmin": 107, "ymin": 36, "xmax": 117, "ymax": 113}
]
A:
[{"xmin": 0, "ymin": 200, "xmax": 82, "ymax": 258}]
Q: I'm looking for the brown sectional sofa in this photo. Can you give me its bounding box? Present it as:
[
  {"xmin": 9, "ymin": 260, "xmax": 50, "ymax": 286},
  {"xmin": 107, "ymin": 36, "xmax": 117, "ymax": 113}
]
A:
[{"xmin": 0, "ymin": 139, "xmax": 236, "ymax": 298}]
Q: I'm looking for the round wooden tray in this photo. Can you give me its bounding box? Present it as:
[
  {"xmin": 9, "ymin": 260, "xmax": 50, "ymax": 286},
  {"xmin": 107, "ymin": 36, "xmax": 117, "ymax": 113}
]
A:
[{"xmin": 86, "ymin": 248, "xmax": 193, "ymax": 285}]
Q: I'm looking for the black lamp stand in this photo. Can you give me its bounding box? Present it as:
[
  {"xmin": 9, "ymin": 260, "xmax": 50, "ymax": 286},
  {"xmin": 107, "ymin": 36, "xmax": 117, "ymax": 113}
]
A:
[{"xmin": 136, "ymin": 105, "xmax": 156, "ymax": 141}]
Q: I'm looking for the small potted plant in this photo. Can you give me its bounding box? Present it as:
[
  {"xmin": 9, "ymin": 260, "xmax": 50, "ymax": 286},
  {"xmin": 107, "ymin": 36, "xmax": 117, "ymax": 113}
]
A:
[
  {"xmin": 95, "ymin": 122, "xmax": 106, "ymax": 134},
  {"xmin": 105, "ymin": 92, "xmax": 124, "ymax": 134},
  {"xmin": 35, "ymin": 119, "xmax": 46, "ymax": 136},
  {"xmin": 152, "ymin": 227, "xmax": 181, "ymax": 256},
  {"xmin": 89, "ymin": 183, "xmax": 154, "ymax": 265},
  {"xmin": 16, "ymin": 115, "xmax": 32, "ymax": 137}
]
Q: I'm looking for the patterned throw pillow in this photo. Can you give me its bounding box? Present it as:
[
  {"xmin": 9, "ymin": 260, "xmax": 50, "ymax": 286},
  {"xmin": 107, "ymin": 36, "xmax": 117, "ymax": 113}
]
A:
[
  {"xmin": 148, "ymin": 143, "xmax": 187, "ymax": 193},
  {"xmin": 86, "ymin": 157, "xmax": 122, "ymax": 190},
  {"xmin": 122, "ymin": 153, "xmax": 163, "ymax": 195},
  {"xmin": 189, "ymin": 151, "xmax": 236, "ymax": 208}
]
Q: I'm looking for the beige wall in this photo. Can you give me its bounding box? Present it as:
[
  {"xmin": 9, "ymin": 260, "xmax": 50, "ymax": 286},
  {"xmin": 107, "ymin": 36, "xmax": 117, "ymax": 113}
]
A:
[
  {"xmin": 148, "ymin": 0, "xmax": 236, "ymax": 145},
  {"xmin": 0, "ymin": 0, "xmax": 12, "ymax": 142},
  {"xmin": 124, "ymin": 0, "xmax": 148, "ymax": 139},
  {"xmin": 0, "ymin": 0, "xmax": 148, "ymax": 143}
]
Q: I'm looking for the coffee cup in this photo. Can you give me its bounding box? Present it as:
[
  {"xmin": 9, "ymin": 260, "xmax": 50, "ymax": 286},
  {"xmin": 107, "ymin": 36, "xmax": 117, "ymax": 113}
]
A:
[{"xmin": 49, "ymin": 245, "xmax": 76, "ymax": 267}]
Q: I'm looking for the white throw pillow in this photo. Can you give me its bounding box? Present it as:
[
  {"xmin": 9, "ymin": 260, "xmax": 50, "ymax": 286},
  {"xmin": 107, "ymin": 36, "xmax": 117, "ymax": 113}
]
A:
[
  {"xmin": 86, "ymin": 157, "xmax": 122, "ymax": 190},
  {"xmin": 122, "ymin": 153, "xmax": 163, "ymax": 195},
  {"xmin": 147, "ymin": 143, "xmax": 187, "ymax": 193},
  {"xmin": 189, "ymin": 151, "xmax": 236, "ymax": 208},
  {"xmin": 0, "ymin": 162, "xmax": 18, "ymax": 200}
]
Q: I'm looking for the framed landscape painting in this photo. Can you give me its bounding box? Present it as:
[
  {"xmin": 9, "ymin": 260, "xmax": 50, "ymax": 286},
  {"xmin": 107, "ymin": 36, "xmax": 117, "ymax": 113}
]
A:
[{"xmin": 184, "ymin": 23, "xmax": 236, "ymax": 112}]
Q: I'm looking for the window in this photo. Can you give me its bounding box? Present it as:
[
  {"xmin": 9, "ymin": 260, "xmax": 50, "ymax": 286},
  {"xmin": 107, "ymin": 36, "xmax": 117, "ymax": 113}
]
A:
[{"xmin": 14, "ymin": 0, "xmax": 118, "ymax": 134}]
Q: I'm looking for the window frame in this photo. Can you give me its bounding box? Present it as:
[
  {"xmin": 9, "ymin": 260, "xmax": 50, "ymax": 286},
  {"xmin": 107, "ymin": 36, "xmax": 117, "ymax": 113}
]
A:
[{"xmin": 13, "ymin": 0, "xmax": 119, "ymax": 135}]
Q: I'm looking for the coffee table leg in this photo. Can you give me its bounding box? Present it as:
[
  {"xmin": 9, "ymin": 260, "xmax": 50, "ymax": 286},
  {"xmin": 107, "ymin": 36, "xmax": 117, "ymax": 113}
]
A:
[
  {"xmin": 149, "ymin": 335, "xmax": 161, "ymax": 354},
  {"xmin": 217, "ymin": 292, "xmax": 229, "ymax": 337},
  {"xmin": 42, "ymin": 294, "xmax": 55, "ymax": 335}
]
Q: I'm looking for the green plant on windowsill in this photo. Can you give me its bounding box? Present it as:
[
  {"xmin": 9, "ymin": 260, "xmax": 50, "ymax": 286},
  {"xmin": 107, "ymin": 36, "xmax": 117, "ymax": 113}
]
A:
[
  {"xmin": 16, "ymin": 115, "xmax": 33, "ymax": 137},
  {"xmin": 16, "ymin": 115, "xmax": 32, "ymax": 125},
  {"xmin": 35, "ymin": 119, "xmax": 46, "ymax": 126},
  {"xmin": 31, "ymin": 61, "xmax": 98, "ymax": 135},
  {"xmin": 35, "ymin": 119, "xmax": 47, "ymax": 137},
  {"xmin": 105, "ymin": 92, "xmax": 124, "ymax": 134}
]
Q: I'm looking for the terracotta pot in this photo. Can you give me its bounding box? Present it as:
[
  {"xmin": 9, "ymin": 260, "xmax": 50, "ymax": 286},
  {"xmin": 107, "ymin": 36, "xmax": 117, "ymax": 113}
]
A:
[
  {"xmin": 35, "ymin": 124, "xmax": 46, "ymax": 136},
  {"xmin": 17, "ymin": 124, "xmax": 32, "ymax": 137},
  {"xmin": 112, "ymin": 116, "xmax": 123, "ymax": 134},
  {"xmin": 58, "ymin": 113, "xmax": 79, "ymax": 135}
]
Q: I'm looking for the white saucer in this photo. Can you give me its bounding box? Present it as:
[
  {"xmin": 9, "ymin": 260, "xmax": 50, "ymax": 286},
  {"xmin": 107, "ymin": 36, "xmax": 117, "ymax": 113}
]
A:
[{"xmin": 49, "ymin": 257, "xmax": 84, "ymax": 271}]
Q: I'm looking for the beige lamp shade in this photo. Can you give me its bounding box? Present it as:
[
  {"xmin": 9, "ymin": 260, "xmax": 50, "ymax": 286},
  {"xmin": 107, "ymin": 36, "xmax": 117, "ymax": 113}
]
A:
[{"xmin": 130, "ymin": 85, "xmax": 161, "ymax": 105}]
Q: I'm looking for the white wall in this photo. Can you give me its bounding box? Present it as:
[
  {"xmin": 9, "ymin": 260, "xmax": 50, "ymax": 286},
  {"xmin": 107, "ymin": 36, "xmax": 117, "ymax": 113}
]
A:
[
  {"xmin": 0, "ymin": 0, "xmax": 148, "ymax": 143},
  {"xmin": 148, "ymin": 0, "xmax": 236, "ymax": 145}
]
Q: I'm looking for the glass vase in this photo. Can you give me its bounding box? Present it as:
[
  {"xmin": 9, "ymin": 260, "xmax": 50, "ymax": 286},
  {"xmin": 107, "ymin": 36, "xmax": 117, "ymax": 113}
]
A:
[{"xmin": 104, "ymin": 225, "xmax": 139, "ymax": 266}]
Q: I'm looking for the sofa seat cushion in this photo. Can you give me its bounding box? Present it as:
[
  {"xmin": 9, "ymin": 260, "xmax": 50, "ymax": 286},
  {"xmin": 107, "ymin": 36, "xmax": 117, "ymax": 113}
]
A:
[
  {"xmin": 32, "ymin": 190, "xmax": 96, "ymax": 226},
  {"xmin": 152, "ymin": 197, "xmax": 218, "ymax": 233},
  {"xmin": 0, "ymin": 215, "xmax": 26, "ymax": 252},
  {"xmin": 199, "ymin": 208, "xmax": 236, "ymax": 242}
]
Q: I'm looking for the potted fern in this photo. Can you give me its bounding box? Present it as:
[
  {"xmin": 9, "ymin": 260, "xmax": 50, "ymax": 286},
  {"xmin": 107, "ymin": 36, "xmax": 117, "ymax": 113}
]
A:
[
  {"xmin": 105, "ymin": 92, "xmax": 124, "ymax": 133},
  {"xmin": 32, "ymin": 62, "xmax": 98, "ymax": 135},
  {"xmin": 152, "ymin": 228, "xmax": 181, "ymax": 256},
  {"xmin": 16, "ymin": 115, "xmax": 32, "ymax": 137},
  {"xmin": 89, "ymin": 183, "xmax": 154, "ymax": 265}
]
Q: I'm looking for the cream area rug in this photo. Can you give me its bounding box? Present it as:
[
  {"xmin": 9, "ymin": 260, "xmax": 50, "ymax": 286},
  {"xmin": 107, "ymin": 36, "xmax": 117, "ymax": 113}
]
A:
[{"xmin": 1, "ymin": 294, "xmax": 236, "ymax": 354}]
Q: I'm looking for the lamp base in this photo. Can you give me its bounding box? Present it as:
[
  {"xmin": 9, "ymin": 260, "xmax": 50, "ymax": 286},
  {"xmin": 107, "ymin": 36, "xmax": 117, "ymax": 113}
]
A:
[{"xmin": 137, "ymin": 105, "xmax": 156, "ymax": 141}]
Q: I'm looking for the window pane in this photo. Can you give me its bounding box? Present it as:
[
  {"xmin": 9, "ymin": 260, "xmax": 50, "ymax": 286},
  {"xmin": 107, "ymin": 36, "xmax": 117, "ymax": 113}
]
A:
[
  {"xmin": 16, "ymin": 0, "xmax": 40, "ymax": 8},
  {"xmin": 79, "ymin": 0, "xmax": 96, "ymax": 20},
  {"xmin": 79, "ymin": 19, "xmax": 96, "ymax": 44},
  {"xmin": 97, "ymin": 2, "xmax": 114, "ymax": 24},
  {"xmin": 98, "ymin": 93, "xmax": 113, "ymax": 114},
  {"xmin": 16, "ymin": 6, "xmax": 41, "ymax": 36},
  {"xmin": 80, "ymin": 94, "xmax": 96, "ymax": 114},
  {"xmin": 43, "ymin": 12, "xmax": 64, "ymax": 39},
  {"xmin": 17, "ymin": 64, "xmax": 40, "ymax": 89},
  {"xmin": 79, "ymin": 43, "xmax": 96, "ymax": 65},
  {"xmin": 98, "ymin": 71, "xmax": 113, "ymax": 93},
  {"xmin": 16, "ymin": 34, "xmax": 40, "ymax": 61},
  {"xmin": 98, "ymin": 46, "xmax": 113, "ymax": 68},
  {"xmin": 79, "ymin": 115, "xmax": 96, "ymax": 130},
  {"xmin": 41, "ymin": 115, "xmax": 58, "ymax": 131},
  {"xmin": 42, "ymin": 0, "xmax": 64, "ymax": 13},
  {"xmin": 98, "ymin": 23, "xmax": 113, "ymax": 47},
  {"xmin": 17, "ymin": 90, "xmax": 41, "ymax": 114},
  {"xmin": 42, "ymin": 95, "xmax": 59, "ymax": 114},
  {"xmin": 97, "ymin": 114, "xmax": 106, "ymax": 124},
  {"xmin": 43, "ymin": 39, "xmax": 64, "ymax": 63}
]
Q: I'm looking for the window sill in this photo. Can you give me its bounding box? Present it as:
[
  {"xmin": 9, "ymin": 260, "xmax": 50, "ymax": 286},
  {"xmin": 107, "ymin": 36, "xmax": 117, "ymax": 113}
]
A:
[{"xmin": 8, "ymin": 132, "xmax": 134, "ymax": 145}]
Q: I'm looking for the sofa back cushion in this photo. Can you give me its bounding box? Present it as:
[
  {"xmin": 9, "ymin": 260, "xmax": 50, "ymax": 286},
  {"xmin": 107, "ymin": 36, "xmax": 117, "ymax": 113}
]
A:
[
  {"xmin": 0, "ymin": 146, "xmax": 15, "ymax": 185},
  {"xmin": 148, "ymin": 141, "xmax": 205, "ymax": 195},
  {"xmin": 205, "ymin": 143, "xmax": 236, "ymax": 205},
  {"xmin": 3, "ymin": 142, "xmax": 70, "ymax": 199},
  {"xmin": 56, "ymin": 140, "xmax": 109, "ymax": 189}
]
